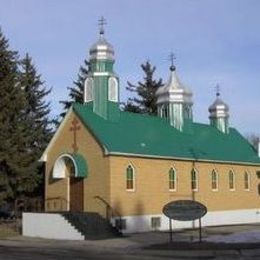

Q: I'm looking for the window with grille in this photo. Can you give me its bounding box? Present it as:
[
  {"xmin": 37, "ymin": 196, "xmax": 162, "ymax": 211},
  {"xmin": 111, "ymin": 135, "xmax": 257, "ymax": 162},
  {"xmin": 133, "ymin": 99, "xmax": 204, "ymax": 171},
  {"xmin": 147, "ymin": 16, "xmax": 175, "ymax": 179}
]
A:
[
  {"xmin": 151, "ymin": 217, "xmax": 161, "ymax": 229},
  {"xmin": 115, "ymin": 218, "xmax": 127, "ymax": 230}
]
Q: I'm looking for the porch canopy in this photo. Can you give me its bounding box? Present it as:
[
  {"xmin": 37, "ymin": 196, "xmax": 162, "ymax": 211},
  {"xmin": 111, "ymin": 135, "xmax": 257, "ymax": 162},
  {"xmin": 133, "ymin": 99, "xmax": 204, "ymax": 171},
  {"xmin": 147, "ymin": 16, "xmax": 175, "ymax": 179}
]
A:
[{"xmin": 52, "ymin": 153, "xmax": 88, "ymax": 178}]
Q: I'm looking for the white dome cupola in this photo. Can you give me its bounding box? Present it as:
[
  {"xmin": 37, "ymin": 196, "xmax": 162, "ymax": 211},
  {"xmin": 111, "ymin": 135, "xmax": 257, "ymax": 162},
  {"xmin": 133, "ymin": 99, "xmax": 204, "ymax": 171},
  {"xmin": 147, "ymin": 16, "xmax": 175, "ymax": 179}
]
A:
[
  {"xmin": 83, "ymin": 17, "xmax": 120, "ymax": 121},
  {"xmin": 208, "ymin": 85, "xmax": 229, "ymax": 134},
  {"xmin": 156, "ymin": 55, "xmax": 193, "ymax": 131}
]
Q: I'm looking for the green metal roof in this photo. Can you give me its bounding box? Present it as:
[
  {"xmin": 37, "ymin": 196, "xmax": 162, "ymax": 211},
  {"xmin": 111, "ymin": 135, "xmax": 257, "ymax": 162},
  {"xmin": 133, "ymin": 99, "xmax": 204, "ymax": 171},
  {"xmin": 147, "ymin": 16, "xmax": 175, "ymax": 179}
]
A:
[
  {"xmin": 71, "ymin": 153, "xmax": 88, "ymax": 178},
  {"xmin": 73, "ymin": 103, "xmax": 260, "ymax": 165}
]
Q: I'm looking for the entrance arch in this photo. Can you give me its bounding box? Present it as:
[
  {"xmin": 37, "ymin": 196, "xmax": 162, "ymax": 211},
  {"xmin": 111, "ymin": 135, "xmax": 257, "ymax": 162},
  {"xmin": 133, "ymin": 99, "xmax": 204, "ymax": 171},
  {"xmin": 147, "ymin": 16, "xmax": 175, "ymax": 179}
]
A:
[{"xmin": 53, "ymin": 153, "xmax": 87, "ymax": 212}]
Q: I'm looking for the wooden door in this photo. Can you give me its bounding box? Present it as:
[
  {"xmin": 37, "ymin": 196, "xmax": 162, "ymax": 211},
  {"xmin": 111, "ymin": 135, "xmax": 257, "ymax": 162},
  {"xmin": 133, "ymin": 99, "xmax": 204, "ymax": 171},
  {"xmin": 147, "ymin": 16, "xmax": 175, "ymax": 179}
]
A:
[{"xmin": 70, "ymin": 178, "xmax": 84, "ymax": 212}]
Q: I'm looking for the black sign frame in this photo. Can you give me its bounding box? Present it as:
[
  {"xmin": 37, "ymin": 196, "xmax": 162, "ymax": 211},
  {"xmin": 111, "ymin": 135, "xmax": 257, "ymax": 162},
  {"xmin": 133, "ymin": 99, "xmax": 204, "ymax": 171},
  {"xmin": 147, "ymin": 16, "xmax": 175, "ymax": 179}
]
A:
[{"xmin": 162, "ymin": 200, "xmax": 207, "ymax": 243}]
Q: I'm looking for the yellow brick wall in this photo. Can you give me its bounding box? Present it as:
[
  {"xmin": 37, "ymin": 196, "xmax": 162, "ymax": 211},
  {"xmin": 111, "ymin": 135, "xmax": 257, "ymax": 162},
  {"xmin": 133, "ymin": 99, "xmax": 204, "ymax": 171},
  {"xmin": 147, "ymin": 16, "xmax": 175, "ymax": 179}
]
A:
[
  {"xmin": 45, "ymin": 110, "xmax": 260, "ymax": 218},
  {"xmin": 45, "ymin": 110, "xmax": 110, "ymax": 216},
  {"xmin": 109, "ymin": 156, "xmax": 260, "ymax": 216}
]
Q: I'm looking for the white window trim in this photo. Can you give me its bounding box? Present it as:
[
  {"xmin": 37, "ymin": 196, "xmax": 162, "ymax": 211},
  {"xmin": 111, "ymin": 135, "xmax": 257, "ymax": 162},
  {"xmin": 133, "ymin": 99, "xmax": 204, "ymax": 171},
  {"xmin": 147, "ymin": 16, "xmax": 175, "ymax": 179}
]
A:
[
  {"xmin": 108, "ymin": 77, "xmax": 118, "ymax": 102},
  {"xmin": 84, "ymin": 77, "xmax": 94, "ymax": 103},
  {"xmin": 126, "ymin": 163, "xmax": 136, "ymax": 192},
  {"xmin": 191, "ymin": 168, "xmax": 199, "ymax": 192},
  {"xmin": 244, "ymin": 171, "xmax": 250, "ymax": 191},
  {"xmin": 229, "ymin": 170, "xmax": 236, "ymax": 191},
  {"xmin": 169, "ymin": 167, "xmax": 177, "ymax": 192},
  {"xmin": 211, "ymin": 169, "xmax": 219, "ymax": 192}
]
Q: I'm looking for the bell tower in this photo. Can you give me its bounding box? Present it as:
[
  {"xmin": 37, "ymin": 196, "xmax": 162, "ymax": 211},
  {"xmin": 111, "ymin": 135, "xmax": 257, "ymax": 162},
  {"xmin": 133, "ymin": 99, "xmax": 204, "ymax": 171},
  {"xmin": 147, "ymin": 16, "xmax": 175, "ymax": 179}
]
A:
[
  {"xmin": 84, "ymin": 17, "xmax": 119, "ymax": 120},
  {"xmin": 208, "ymin": 85, "xmax": 229, "ymax": 134},
  {"xmin": 156, "ymin": 54, "xmax": 193, "ymax": 132}
]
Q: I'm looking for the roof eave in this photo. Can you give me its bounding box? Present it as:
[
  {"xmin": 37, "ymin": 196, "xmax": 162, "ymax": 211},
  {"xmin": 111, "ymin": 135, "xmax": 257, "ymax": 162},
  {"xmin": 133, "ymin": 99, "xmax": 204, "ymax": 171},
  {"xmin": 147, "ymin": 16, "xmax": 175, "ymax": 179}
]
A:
[
  {"xmin": 107, "ymin": 151, "xmax": 260, "ymax": 166},
  {"xmin": 39, "ymin": 107, "xmax": 73, "ymax": 162}
]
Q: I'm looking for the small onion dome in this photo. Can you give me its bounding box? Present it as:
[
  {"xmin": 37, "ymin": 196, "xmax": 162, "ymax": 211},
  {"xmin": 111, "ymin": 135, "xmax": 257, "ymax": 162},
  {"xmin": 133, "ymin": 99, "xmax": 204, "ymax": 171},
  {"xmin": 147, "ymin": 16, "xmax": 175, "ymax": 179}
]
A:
[
  {"xmin": 89, "ymin": 36, "xmax": 115, "ymax": 61},
  {"xmin": 156, "ymin": 66, "xmax": 192, "ymax": 105},
  {"xmin": 208, "ymin": 93, "xmax": 229, "ymax": 119}
]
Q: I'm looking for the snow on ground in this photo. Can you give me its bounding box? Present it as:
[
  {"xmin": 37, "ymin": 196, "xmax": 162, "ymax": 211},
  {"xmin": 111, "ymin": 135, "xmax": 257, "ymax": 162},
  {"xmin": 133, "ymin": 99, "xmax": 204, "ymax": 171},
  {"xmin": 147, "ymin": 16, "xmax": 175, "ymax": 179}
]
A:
[{"xmin": 206, "ymin": 230, "xmax": 260, "ymax": 243}]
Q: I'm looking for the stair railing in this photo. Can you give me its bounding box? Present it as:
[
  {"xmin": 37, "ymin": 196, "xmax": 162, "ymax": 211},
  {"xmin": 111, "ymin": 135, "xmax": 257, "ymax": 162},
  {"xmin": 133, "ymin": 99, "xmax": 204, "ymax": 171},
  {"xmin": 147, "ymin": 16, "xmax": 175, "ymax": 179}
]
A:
[
  {"xmin": 94, "ymin": 195, "xmax": 122, "ymax": 232},
  {"xmin": 45, "ymin": 197, "xmax": 69, "ymax": 212}
]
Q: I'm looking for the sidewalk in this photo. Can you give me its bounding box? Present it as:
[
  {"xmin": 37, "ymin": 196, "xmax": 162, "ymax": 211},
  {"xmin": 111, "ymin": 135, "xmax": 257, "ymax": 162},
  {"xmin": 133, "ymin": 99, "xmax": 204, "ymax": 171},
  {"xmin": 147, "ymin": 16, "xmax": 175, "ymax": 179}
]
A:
[{"xmin": 2, "ymin": 223, "xmax": 260, "ymax": 259}]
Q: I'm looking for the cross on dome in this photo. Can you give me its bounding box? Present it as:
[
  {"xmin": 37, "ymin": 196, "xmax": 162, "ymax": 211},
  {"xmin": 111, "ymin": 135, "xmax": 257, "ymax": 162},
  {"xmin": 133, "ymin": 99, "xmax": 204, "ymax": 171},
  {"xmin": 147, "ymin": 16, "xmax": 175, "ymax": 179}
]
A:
[
  {"xmin": 98, "ymin": 16, "xmax": 107, "ymax": 36},
  {"xmin": 215, "ymin": 84, "xmax": 221, "ymax": 97},
  {"xmin": 168, "ymin": 52, "xmax": 176, "ymax": 71}
]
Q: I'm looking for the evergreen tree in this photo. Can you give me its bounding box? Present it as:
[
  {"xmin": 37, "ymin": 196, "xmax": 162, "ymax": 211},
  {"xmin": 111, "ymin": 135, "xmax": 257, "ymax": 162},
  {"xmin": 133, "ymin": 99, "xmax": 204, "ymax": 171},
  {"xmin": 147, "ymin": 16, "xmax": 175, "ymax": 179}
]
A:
[
  {"xmin": 0, "ymin": 28, "xmax": 53, "ymax": 205},
  {"xmin": 124, "ymin": 61, "xmax": 163, "ymax": 115},
  {"xmin": 245, "ymin": 133, "xmax": 259, "ymax": 151},
  {"xmin": 60, "ymin": 59, "xmax": 89, "ymax": 117},
  {"xmin": 0, "ymin": 28, "xmax": 26, "ymax": 203},
  {"xmin": 17, "ymin": 53, "xmax": 52, "ymax": 197}
]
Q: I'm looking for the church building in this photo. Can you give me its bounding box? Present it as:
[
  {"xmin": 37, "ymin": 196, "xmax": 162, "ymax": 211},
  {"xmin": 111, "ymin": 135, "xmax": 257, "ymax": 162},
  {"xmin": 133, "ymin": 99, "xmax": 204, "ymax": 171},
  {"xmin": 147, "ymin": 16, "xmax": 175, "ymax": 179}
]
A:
[{"xmin": 41, "ymin": 23, "xmax": 260, "ymax": 233}]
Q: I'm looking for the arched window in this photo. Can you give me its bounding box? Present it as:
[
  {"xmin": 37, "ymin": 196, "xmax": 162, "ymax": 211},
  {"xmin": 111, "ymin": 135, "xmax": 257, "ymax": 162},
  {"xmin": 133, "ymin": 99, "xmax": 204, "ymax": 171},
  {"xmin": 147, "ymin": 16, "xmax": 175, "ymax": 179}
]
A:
[
  {"xmin": 229, "ymin": 170, "xmax": 235, "ymax": 190},
  {"xmin": 108, "ymin": 77, "xmax": 118, "ymax": 102},
  {"xmin": 84, "ymin": 78, "xmax": 93, "ymax": 103},
  {"xmin": 191, "ymin": 168, "xmax": 198, "ymax": 191},
  {"xmin": 211, "ymin": 170, "xmax": 218, "ymax": 191},
  {"xmin": 126, "ymin": 165, "xmax": 135, "ymax": 191},
  {"xmin": 244, "ymin": 172, "xmax": 250, "ymax": 190},
  {"xmin": 169, "ymin": 168, "xmax": 177, "ymax": 191},
  {"xmin": 162, "ymin": 105, "xmax": 168, "ymax": 119}
]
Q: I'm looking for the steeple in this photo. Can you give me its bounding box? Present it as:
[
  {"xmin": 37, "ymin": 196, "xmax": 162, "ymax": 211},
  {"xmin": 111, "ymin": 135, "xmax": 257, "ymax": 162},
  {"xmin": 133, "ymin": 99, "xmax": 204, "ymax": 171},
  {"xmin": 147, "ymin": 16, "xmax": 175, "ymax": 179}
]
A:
[
  {"xmin": 89, "ymin": 17, "xmax": 115, "ymax": 65},
  {"xmin": 208, "ymin": 85, "xmax": 229, "ymax": 134},
  {"xmin": 156, "ymin": 55, "xmax": 193, "ymax": 131},
  {"xmin": 84, "ymin": 18, "xmax": 119, "ymax": 121}
]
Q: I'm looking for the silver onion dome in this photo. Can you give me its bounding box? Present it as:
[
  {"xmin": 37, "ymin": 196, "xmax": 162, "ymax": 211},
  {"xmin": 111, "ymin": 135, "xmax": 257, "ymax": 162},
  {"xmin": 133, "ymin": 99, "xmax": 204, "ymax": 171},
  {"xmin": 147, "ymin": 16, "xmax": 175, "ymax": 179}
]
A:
[
  {"xmin": 89, "ymin": 36, "xmax": 114, "ymax": 61},
  {"xmin": 208, "ymin": 92, "xmax": 229, "ymax": 119},
  {"xmin": 156, "ymin": 66, "xmax": 192, "ymax": 105}
]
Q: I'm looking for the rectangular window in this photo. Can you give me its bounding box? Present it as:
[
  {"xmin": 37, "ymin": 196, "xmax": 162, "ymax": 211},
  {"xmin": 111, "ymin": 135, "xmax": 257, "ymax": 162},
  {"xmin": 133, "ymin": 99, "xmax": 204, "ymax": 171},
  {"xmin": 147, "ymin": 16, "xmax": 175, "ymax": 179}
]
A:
[
  {"xmin": 115, "ymin": 219, "xmax": 127, "ymax": 230},
  {"xmin": 151, "ymin": 217, "xmax": 161, "ymax": 229}
]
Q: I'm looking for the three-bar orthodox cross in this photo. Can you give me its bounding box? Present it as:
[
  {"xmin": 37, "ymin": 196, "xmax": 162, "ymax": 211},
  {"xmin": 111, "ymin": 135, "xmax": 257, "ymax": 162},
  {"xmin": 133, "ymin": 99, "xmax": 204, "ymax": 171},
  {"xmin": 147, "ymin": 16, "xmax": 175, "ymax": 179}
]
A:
[
  {"xmin": 98, "ymin": 16, "xmax": 107, "ymax": 35},
  {"xmin": 215, "ymin": 84, "xmax": 221, "ymax": 97},
  {"xmin": 70, "ymin": 117, "xmax": 81, "ymax": 153},
  {"xmin": 168, "ymin": 52, "xmax": 176, "ymax": 71}
]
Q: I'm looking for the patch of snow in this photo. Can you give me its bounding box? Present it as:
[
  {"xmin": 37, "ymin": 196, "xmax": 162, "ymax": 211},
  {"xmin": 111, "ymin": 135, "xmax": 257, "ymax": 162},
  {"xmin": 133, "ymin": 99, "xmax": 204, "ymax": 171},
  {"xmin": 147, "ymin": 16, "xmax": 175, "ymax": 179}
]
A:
[{"xmin": 206, "ymin": 230, "xmax": 260, "ymax": 244}]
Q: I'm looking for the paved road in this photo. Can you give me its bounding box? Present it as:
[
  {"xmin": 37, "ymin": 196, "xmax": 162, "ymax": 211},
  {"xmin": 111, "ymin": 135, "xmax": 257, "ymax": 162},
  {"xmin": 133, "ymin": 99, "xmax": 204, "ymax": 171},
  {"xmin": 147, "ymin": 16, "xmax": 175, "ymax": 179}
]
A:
[
  {"xmin": 1, "ymin": 238, "xmax": 260, "ymax": 260},
  {"xmin": 3, "ymin": 225, "xmax": 260, "ymax": 259}
]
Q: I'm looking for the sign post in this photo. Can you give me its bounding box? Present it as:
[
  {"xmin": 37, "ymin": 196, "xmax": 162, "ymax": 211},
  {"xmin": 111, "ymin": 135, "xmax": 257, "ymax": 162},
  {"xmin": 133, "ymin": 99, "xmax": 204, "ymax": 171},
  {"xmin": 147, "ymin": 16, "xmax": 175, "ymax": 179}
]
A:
[
  {"xmin": 169, "ymin": 218, "xmax": 173, "ymax": 242},
  {"xmin": 162, "ymin": 200, "xmax": 207, "ymax": 243},
  {"xmin": 199, "ymin": 218, "xmax": 202, "ymax": 242}
]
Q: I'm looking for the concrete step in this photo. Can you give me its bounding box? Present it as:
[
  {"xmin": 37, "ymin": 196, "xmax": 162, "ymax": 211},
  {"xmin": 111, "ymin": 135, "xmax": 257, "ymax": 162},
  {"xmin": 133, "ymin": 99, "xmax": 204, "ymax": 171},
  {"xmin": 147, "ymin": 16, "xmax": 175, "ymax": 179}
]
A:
[
  {"xmin": 22, "ymin": 212, "xmax": 84, "ymax": 240},
  {"xmin": 61, "ymin": 212, "xmax": 122, "ymax": 240}
]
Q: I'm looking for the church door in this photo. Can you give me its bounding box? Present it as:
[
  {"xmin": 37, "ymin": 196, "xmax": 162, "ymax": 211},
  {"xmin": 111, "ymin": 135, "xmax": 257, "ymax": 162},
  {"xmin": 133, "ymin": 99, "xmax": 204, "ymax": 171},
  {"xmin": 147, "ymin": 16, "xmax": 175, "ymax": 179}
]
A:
[{"xmin": 70, "ymin": 178, "xmax": 84, "ymax": 212}]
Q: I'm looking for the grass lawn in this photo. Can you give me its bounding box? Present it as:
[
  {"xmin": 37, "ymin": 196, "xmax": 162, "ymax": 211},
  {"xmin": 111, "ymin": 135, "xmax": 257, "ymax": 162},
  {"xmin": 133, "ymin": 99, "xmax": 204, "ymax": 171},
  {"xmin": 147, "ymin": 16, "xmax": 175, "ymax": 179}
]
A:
[{"xmin": 0, "ymin": 221, "xmax": 20, "ymax": 238}]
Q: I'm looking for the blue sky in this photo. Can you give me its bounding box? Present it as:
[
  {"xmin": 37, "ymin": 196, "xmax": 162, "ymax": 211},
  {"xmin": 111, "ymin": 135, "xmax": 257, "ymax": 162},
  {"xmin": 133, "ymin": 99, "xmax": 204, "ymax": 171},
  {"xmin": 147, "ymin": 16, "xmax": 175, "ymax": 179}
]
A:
[{"xmin": 0, "ymin": 0, "xmax": 260, "ymax": 135}]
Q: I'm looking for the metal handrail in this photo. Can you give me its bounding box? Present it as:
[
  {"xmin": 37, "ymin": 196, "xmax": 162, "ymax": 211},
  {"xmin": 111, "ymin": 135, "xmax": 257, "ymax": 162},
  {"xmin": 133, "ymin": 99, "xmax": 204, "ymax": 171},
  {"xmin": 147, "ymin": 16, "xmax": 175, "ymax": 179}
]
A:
[
  {"xmin": 94, "ymin": 195, "xmax": 122, "ymax": 231},
  {"xmin": 45, "ymin": 197, "xmax": 68, "ymax": 211}
]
